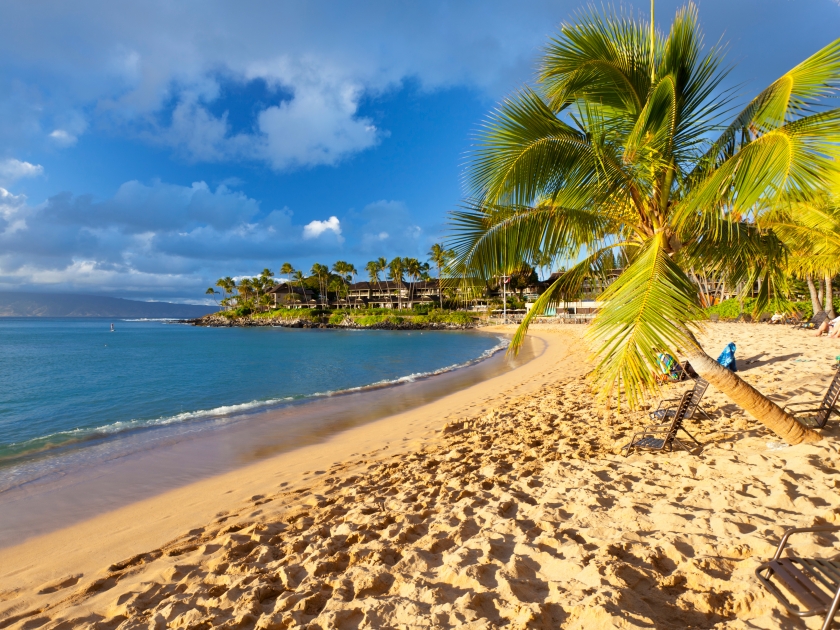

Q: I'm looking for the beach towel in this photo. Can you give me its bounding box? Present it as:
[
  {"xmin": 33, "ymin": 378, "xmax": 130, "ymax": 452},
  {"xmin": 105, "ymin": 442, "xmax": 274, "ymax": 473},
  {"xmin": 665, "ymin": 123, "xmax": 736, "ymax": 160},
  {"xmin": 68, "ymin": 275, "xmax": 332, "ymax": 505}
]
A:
[
  {"xmin": 717, "ymin": 342, "xmax": 737, "ymax": 372},
  {"xmin": 656, "ymin": 352, "xmax": 684, "ymax": 381}
]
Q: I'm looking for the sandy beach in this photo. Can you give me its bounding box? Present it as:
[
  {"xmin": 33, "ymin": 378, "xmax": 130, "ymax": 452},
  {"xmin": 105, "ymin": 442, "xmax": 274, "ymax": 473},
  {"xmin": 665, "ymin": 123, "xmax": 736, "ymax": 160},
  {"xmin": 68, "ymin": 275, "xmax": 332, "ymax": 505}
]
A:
[{"xmin": 2, "ymin": 323, "xmax": 840, "ymax": 629}]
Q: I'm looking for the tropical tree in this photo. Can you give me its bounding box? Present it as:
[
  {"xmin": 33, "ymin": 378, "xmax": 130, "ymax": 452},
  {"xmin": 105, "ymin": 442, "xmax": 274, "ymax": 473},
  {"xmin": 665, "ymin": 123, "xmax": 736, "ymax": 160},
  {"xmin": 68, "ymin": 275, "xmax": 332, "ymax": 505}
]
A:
[
  {"xmin": 403, "ymin": 257, "xmax": 422, "ymax": 306},
  {"xmin": 388, "ymin": 257, "xmax": 405, "ymax": 309},
  {"xmin": 205, "ymin": 287, "xmax": 220, "ymax": 305},
  {"xmin": 347, "ymin": 263, "xmax": 358, "ymax": 287},
  {"xmin": 310, "ymin": 263, "xmax": 330, "ymax": 308},
  {"xmin": 365, "ymin": 260, "xmax": 383, "ymax": 300},
  {"xmin": 292, "ymin": 270, "xmax": 306, "ymax": 305},
  {"xmin": 280, "ymin": 262, "xmax": 295, "ymax": 283},
  {"xmin": 770, "ymin": 190, "xmax": 840, "ymax": 318},
  {"xmin": 450, "ymin": 3, "xmax": 840, "ymax": 444},
  {"xmin": 429, "ymin": 243, "xmax": 454, "ymax": 307},
  {"xmin": 215, "ymin": 277, "xmax": 235, "ymax": 309}
]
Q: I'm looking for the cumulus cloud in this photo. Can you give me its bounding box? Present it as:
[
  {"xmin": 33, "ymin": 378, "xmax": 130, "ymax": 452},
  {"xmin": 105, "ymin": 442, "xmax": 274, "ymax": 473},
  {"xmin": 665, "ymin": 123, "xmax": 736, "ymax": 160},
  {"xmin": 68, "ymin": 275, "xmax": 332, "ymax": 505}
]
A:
[
  {"xmin": 0, "ymin": 158, "xmax": 43, "ymax": 186},
  {"xmin": 49, "ymin": 129, "xmax": 77, "ymax": 146},
  {"xmin": 0, "ymin": 180, "xmax": 350, "ymax": 299},
  {"xmin": 0, "ymin": 0, "xmax": 563, "ymax": 167},
  {"xmin": 302, "ymin": 216, "xmax": 342, "ymax": 240}
]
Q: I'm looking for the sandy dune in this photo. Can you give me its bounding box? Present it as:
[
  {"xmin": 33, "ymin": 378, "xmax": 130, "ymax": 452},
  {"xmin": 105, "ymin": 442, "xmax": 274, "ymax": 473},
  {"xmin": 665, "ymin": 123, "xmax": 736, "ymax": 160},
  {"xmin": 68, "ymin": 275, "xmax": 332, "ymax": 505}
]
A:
[{"xmin": 2, "ymin": 323, "xmax": 840, "ymax": 629}]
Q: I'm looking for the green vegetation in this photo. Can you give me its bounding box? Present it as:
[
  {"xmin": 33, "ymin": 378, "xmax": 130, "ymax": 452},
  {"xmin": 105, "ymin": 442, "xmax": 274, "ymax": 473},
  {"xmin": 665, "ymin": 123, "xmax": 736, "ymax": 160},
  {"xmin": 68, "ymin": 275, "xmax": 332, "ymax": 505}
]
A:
[
  {"xmin": 215, "ymin": 306, "xmax": 476, "ymax": 327},
  {"xmin": 704, "ymin": 298, "xmax": 840, "ymax": 322},
  {"xmin": 451, "ymin": 2, "xmax": 840, "ymax": 443}
]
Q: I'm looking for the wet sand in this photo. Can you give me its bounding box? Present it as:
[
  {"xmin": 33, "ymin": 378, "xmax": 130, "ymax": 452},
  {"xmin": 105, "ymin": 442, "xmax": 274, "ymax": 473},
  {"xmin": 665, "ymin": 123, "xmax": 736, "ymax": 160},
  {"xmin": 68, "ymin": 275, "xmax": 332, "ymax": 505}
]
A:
[
  {"xmin": 0, "ymin": 333, "xmax": 537, "ymax": 547},
  {"xmin": 3, "ymin": 324, "xmax": 840, "ymax": 629}
]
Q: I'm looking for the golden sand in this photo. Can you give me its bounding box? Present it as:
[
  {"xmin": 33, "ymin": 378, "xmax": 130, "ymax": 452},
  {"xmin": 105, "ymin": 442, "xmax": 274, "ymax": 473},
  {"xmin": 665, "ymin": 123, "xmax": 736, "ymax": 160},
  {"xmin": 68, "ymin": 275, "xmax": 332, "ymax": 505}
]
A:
[{"xmin": 2, "ymin": 323, "xmax": 840, "ymax": 629}]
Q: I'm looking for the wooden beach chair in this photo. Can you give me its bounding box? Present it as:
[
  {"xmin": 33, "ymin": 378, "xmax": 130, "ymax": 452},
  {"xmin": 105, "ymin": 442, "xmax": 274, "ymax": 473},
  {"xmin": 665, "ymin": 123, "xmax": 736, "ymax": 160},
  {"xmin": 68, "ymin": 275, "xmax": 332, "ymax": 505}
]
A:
[
  {"xmin": 650, "ymin": 378, "xmax": 711, "ymax": 423},
  {"xmin": 783, "ymin": 368, "xmax": 840, "ymax": 429},
  {"xmin": 622, "ymin": 392, "xmax": 700, "ymax": 456},
  {"xmin": 755, "ymin": 525, "xmax": 840, "ymax": 630}
]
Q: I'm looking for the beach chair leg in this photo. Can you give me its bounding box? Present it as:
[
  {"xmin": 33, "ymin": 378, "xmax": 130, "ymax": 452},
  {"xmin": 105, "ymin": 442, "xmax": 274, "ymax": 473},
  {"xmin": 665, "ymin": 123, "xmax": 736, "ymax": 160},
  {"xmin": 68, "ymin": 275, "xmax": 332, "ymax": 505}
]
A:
[
  {"xmin": 698, "ymin": 407, "xmax": 713, "ymax": 422},
  {"xmin": 680, "ymin": 428, "xmax": 702, "ymax": 446},
  {"xmin": 821, "ymin": 585, "xmax": 840, "ymax": 630}
]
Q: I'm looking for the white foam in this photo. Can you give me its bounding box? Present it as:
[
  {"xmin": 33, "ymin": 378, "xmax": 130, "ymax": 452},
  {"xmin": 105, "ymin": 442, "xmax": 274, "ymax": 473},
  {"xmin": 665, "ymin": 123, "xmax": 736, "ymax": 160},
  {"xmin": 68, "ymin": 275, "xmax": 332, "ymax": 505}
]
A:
[{"xmin": 3, "ymin": 335, "xmax": 509, "ymax": 458}]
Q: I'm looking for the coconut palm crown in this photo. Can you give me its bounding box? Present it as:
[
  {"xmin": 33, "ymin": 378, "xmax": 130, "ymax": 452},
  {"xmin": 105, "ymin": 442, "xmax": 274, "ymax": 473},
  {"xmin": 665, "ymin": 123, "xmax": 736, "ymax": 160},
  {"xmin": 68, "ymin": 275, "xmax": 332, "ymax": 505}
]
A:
[{"xmin": 450, "ymin": 3, "xmax": 840, "ymax": 442}]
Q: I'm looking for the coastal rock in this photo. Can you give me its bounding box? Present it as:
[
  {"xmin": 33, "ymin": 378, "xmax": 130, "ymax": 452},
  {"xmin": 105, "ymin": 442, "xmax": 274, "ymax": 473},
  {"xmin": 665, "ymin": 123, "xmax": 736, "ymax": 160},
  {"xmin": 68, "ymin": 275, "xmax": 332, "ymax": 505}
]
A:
[{"xmin": 180, "ymin": 314, "xmax": 478, "ymax": 330}]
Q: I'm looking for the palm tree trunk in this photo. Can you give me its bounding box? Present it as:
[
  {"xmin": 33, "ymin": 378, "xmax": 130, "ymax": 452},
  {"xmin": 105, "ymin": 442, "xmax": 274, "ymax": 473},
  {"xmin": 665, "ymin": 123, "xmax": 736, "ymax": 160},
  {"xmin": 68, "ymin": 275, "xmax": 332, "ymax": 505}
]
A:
[
  {"xmin": 825, "ymin": 273, "xmax": 836, "ymax": 318},
  {"xmin": 807, "ymin": 274, "xmax": 822, "ymax": 316},
  {"xmin": 683, "ymin": 345, "xmax": 821, "ymax": 445}
]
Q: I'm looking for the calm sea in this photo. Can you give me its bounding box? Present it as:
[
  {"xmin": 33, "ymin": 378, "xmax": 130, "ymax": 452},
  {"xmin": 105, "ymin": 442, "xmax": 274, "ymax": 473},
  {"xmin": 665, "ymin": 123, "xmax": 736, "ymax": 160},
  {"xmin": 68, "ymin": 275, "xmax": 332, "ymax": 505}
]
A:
[{"xmin": 0, "ymin": 318, "xmax": 504, "ymax": 466}]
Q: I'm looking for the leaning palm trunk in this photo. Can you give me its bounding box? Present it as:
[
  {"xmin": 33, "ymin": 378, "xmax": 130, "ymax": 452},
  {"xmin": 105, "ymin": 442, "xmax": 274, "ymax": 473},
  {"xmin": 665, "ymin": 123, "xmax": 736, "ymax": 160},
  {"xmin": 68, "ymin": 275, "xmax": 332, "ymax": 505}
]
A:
[
  {"xmin": 825, "ymin": 273, "xmax": 836, "ymax": 318},
  {"xmin": 684, "ymin": 346, "xmax": 821, "ymax": 444}
]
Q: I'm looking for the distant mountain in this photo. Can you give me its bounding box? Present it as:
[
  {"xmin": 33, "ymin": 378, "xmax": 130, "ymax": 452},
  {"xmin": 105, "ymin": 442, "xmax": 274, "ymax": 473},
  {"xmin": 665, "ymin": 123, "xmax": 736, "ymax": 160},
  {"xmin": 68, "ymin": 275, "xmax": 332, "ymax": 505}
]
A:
[{"xmin": 0, "ymin": 292, "xmax": 216, "ymax": 318}]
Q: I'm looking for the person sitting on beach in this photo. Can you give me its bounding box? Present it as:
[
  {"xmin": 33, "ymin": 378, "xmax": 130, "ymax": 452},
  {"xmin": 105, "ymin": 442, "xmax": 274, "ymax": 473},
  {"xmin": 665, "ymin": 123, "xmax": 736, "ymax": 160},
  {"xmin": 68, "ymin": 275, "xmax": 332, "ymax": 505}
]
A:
[
  {"xmin": 770, "ymin": 312, "xmax": 784, "ymax": 324},
  {"xmin": 813, "ymin": 315, "xmax": 840, "ymax": 337},
  {"xmin": 653, "ymin": 349, "xmax": 697, "ymax": 381}
]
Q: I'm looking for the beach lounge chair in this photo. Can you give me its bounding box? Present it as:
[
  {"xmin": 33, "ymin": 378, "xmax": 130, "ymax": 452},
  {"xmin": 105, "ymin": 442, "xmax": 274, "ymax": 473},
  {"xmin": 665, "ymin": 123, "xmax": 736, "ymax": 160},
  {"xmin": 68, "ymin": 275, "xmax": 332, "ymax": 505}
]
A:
[
  {"xmin": 783, "ymin": 367, "xmax": 840, "ymax": 429},
  {"xmin": 755, "ymin": 525, "xmax": 840, "ymax": 630},
  {"xmin": 650, "ymin": 378, "xmax": 711, "ymax": 422},
  {"xmin": 622, "ymin": 391, "xmax": 700, "ymax": 456},
  {"xmin": 800, "ymin": 311, "xmax": 829, "ymax": 330}
]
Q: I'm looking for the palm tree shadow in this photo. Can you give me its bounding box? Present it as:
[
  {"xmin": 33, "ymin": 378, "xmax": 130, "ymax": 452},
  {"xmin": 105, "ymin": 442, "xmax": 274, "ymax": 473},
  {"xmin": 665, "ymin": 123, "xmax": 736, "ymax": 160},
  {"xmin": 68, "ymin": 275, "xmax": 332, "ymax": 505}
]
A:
[{"xmin": 739, "ymin": 353, "xmax": 803, "ymax": 371}]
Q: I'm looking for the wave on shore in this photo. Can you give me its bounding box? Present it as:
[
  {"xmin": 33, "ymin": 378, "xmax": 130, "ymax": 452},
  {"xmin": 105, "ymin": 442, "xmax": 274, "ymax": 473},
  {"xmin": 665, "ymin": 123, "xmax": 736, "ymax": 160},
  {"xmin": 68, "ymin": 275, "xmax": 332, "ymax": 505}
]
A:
[{"xmin": 0, "ymin": 336, "xmax": 508, "ymax": 468}]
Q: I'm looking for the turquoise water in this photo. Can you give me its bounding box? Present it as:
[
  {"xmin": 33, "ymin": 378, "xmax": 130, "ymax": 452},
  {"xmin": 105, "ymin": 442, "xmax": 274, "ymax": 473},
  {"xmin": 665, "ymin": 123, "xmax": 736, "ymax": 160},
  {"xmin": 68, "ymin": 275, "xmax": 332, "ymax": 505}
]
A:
[{"xmin": 0, "ymin": 319, "xmax": 504, "ymax": 464}]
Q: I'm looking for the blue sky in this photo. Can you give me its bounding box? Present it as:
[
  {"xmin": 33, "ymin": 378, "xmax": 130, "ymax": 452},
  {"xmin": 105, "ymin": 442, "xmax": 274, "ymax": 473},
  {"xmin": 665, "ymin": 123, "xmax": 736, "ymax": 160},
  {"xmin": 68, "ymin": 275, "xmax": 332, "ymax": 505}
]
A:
[{"xmin": 0, "ymin": 0, "xmax": 838, "ymax": 303}]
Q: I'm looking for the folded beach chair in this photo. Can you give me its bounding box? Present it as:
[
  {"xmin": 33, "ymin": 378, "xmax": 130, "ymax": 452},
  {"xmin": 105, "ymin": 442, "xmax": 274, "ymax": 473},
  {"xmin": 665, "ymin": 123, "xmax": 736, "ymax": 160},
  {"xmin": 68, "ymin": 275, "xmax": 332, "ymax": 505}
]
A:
[
  {"xmin": 755, "ymin": 525, "xmax": 840, "ymax": 630},
  {"xmin": 650, "ymin": 378, "xmax": 711, "ymax": 423},
  {"xmin": 783, "ymin": 367, "xmax": 840, "ymax": 429},
  {"xmin": 622, "ymin": 391, "xmax": 700, "ymax": 456}
]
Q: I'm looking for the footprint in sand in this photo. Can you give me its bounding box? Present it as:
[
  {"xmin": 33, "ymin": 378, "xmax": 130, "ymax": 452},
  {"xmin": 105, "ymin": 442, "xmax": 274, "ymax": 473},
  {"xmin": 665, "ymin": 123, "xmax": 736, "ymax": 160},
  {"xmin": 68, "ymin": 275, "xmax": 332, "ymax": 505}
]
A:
[{"xmin": 37, "ymin": 574, "xmax": 82, "ymax": 594}]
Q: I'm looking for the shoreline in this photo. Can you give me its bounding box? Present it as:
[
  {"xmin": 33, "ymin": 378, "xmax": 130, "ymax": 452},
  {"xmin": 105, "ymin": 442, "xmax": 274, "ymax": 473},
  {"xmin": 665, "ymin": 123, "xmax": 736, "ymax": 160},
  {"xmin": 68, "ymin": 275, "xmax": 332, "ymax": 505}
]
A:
[
  {"xmin": 0, "ymin": 329, "xmax": 507, "ymax": 472},
  {"xmin": 4, "ymin": 324, "xmax": 839, "ymax": 628},
  {"xmin": 0, "ymin": 325, "xmax": 581, "ymax": 625},
  {"xmin": 0, "ymin": 330, "xmax": 524, "ymax": 547}
]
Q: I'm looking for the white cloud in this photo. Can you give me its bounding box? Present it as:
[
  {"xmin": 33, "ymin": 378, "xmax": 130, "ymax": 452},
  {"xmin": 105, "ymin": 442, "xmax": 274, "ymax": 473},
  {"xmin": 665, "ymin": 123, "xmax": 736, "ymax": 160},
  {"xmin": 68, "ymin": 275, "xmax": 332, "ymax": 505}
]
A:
[
  {"xmin": 0, "ymin": 158, "xmax": 43, "ymax": 185},
  {"xmin": 49, "ymin": 129, "xmax": 77, "ymax": 146},
  {"xmin": 0, "ymin": 1, "xmax": 564, "ymax": 168},
  {"xmin": 0, "ymin": 180, "xmax": 350, "ymax": 299},
  {"xmin": 302, "ymin": 216, "xmax": 342, "ymax": 240}
]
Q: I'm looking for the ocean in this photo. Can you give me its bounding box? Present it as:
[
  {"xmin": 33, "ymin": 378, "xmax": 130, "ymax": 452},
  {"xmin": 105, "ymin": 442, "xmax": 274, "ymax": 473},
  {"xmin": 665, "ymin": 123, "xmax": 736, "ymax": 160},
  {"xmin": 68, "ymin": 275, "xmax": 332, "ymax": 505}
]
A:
[{"xmin": 0, "ymin": 318, "xmax": 505, "ymax": 466}]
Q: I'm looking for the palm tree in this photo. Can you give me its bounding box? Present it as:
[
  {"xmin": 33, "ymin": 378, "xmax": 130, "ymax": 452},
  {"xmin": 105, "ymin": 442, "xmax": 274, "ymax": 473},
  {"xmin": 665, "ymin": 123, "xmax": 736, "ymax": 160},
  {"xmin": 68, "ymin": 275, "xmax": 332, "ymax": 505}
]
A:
[
  {"xmin": 237, "ymin": 278, "xmax": 252, "ymax": 309},
  {"xmin": 428, "ymin": 244, "xmax": 454, "ymax": 307},
  {"xmin": 770, "ymin": 192, "xmax": 840, "ymax": 318},
  {"xmin": 310, "ymin": 263, "xmax": 330, "ymax": 308},
  {"xmin": 215, "ymin": 277, "xmax": 235, "ymax": 310},
  {"xmin": 388, "ymin": 257, "xmax": 405, "ymax": 310},
  {"xmin": 292, "ymin": 270, "xmax": 306, "ymax": 306},
  {"xmin": 365, "ymin": 260, "xmax": 382, "ymax": 305},
  {"xmin": 404, "ymin": 257, "xmax": 422, "ymax": 307},
  {"xmin": 450, "ymin": 3, "xmax": 840, "ymax": 444},
  {"xmin": 280, "ymin": 262, "xmax": 295, "ymax": 285},
  {"xmin": 205, "ymin": 287, "xmax": 220, "ymax": 306}
]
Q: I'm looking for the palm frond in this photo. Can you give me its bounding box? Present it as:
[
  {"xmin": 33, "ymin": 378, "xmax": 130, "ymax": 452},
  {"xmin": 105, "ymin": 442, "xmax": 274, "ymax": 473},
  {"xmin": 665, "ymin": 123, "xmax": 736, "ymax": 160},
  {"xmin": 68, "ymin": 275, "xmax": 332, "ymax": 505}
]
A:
[{"xmin": 586, "ymin": 233, "xmax": 704, "ymax": 407}]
